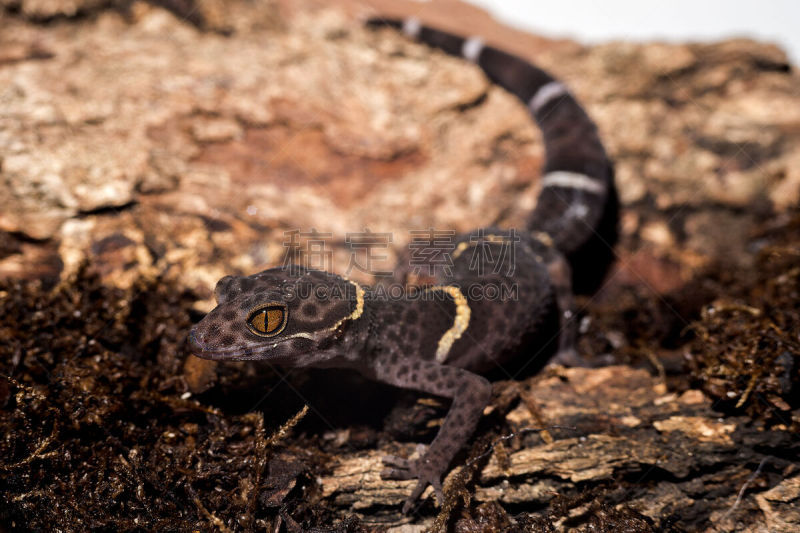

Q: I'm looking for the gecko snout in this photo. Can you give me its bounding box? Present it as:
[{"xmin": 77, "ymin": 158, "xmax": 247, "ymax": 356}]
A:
[{"xmin": 187, "ymin": 328, "xmax": 205, "ymax": 354}]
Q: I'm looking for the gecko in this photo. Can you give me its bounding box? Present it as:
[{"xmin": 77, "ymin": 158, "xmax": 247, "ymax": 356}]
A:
[{"xmin": 188, "ymin": 17, "xmax": 618, "ymax": 513}]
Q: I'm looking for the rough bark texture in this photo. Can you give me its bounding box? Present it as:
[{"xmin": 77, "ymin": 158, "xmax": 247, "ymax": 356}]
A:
[{"xmin": 1, "ymin": 1, "xmax": 799, "ymax": 531}]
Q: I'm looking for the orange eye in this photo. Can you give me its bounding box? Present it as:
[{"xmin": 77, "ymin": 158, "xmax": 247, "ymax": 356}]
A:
[{"xmin": 247, "ymin": 305, "xmax": 287, "ymax": 336}]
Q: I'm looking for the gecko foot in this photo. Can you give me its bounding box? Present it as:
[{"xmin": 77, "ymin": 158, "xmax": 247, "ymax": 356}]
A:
[
  {"xmin": 381, "ymin": 454, "xmax": 445, "ymax": 514},
  {"xmin": 550, "ymin": 348, "xmax": 615, "ymax": 368}
]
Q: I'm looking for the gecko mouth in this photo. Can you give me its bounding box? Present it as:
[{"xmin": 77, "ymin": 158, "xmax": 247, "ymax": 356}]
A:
[
  {"xmin": 188, "ymin": 329, "xmax": 249, "ymax": 360},
  {"xmin": 188, "ymin": 328, "xmax": 286, "ymax": 361}
]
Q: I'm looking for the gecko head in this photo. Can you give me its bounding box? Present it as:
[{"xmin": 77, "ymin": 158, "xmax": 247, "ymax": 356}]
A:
[{"xmin": 188, "ymin": 266, "xmax": 365, "ymax": 364}]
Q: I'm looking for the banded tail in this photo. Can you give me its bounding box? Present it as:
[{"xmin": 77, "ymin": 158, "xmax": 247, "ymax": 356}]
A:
[{"xmin": 367, "ymin": 18, "xmax": 618, "ymax": 292}]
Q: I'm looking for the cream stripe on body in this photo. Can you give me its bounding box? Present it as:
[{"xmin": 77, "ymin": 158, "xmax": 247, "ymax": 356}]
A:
[
  {"xmin": 427, "ymin": 285, "xmax": 471, "ymax": 363},
  {"xmin": 541, "ymin": 171, "xmax": 606, "ymax": 195},
  {"xmin": 277, "ymin": 278, "xmax": 365, "ymax": 344}
]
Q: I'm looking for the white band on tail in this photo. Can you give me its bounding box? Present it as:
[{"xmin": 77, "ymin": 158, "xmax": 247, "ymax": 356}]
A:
[
  {"xmin": 541, "ymin": 171, "xmax": 605, "ymax": 195},
  {"xmin": 462, "ymin": 37, "xmax": 484, "ymax": 63},
  {"xmin": 528, "ymin": 81, "xmax": 568, "ymax": 113},
  {"xmin": 402, "ymin": 18, "xmax": 422, "ymax": 39}
]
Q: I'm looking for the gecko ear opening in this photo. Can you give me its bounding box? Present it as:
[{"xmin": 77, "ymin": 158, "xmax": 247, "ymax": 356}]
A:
[
  {"xmin": 214, "ymin": 275, "xmax": 239, "ymax": 304},
  {"xmin": 247, "ymin": 304, "xmax": 288, "ymax": 337}
]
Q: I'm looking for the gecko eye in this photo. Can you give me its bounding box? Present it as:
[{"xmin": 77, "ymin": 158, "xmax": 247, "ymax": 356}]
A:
[{"xmin": 246, "ymin": 304, "xmax": 287, "ymax": 337}]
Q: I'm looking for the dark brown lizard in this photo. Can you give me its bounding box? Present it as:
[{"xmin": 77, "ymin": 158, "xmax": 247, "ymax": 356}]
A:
[{"xmin": 188, "ymin": 17, "xmax": 618, "ymax": 513}]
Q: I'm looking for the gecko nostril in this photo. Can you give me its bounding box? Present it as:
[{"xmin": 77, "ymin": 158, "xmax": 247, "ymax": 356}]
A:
[{"xmin": 188, "ymin": 329, "xmax": 204, "ymax": 349}]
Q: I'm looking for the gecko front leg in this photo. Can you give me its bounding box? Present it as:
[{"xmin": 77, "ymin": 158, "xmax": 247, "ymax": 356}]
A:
[{"xmin": 374, "ymin": 358, "xmax": 492, "ymax": 513}]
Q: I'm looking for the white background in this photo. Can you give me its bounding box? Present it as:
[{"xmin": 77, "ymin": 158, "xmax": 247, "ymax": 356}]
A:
[{"xmin": 467, "ymin": 0, "xmax": 800, "ymax": 64}]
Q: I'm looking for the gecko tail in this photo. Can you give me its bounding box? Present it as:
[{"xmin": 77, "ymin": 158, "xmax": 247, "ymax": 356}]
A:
[{"xmin": 367, "ymin": 17, "xmax": 618, "ymax": 292}]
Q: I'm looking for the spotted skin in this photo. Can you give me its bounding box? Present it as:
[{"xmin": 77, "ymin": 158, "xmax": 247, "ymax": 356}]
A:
[{"xmin": 189, "ymin": 19, "xmax": 618, "ymax": 514}]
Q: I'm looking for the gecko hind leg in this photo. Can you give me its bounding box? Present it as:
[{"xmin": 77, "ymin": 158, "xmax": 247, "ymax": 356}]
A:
[{"xmin": 546, "ymin": 253, "xmax": 612, "ymax": 367}]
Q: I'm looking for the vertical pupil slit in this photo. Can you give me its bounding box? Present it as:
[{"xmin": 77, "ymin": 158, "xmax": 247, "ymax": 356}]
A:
[
  {"xmin": 250, "ymin": 311, "xmax": 266, "ymax": 332},
  {"xmin": 248, "ymin": 306, "xmax": 285, "ymax": 335}
]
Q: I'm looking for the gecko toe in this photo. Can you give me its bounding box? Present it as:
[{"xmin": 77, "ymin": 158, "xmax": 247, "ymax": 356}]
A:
[
  {"xmin": 550, "ymin": 348, "xmax": 615, "ymax": 368},
  {"xmin": 431, "ymin": 478, "xmax": 444, "ymax": 503},
  {"xmin": 402, "ymin": 479, "xmax": 428, "ymax": 514},
  {"xmin": 381, "ymin": 455, "xmax": 416, "ymax": 480},
  {"xmin": 382, "ymin": 455, "xmax": 411, "ymax": 469},
  {"xmin": 382, "ymin": 466, "xmax": 416, "ymax": 480}
]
